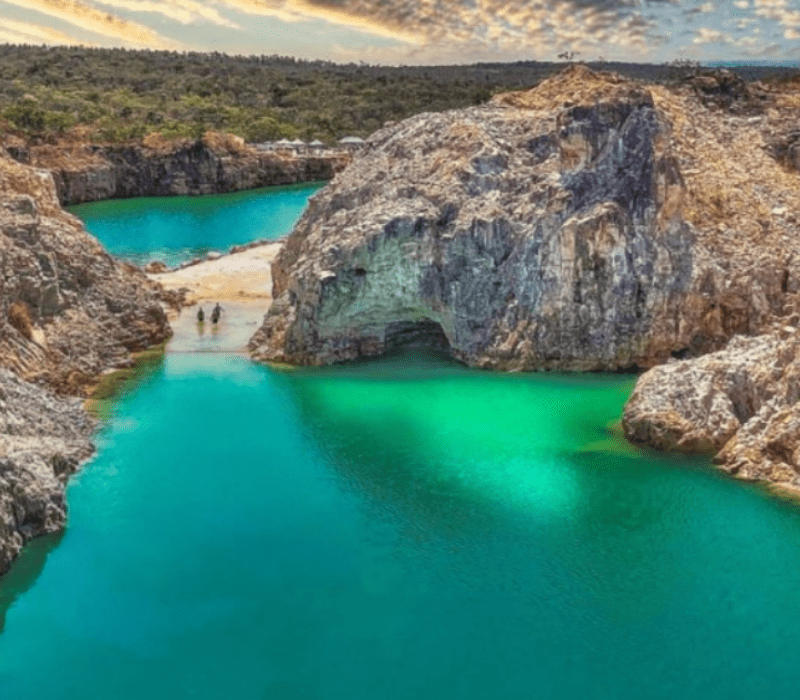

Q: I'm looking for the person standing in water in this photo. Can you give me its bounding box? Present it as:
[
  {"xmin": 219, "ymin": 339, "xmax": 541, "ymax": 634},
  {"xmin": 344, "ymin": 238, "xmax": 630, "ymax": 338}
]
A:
[
  {"xmin": 197, "ymin": 307, "xmax": 205, "ymax": 323},
  {"xmin": 211, "ymin": 303, "xmax": 223, "ymax": 324}
]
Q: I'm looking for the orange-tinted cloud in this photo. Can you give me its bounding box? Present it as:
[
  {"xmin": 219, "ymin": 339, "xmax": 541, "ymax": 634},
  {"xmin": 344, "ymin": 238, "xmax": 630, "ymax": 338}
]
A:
[
  {"xmin": 3, "ymin": 0, "xmax": 179, "ymax": 46},
  {"xmin": 0, "ymin": 0, "xmax": 796, "ymax": 64},
  {"xmin": 96, "ymin": 0, "xmax": 240, "ymax": 29},
  {"xmin": 0, "ymin": 14, "xmax": 95, "ymax": 44}
]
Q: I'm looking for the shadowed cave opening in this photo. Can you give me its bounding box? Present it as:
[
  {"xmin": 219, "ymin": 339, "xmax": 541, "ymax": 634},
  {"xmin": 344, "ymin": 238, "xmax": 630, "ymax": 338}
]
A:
[{"xmin": 384, "ymin": 318, "xmax": 451, "ymax": 353}]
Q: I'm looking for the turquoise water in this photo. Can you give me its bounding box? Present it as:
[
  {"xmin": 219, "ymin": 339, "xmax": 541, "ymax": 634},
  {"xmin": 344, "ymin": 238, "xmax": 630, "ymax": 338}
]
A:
[
  {"xmin": 68, "ymin": 182, "xmax": 323, "ymax": 267},
  {"xmin": 5, "ymin": 189, "xmax": 800, "ymax": 698},
  {"xmin": 4, "ymin": 350, "xmax": 800, "ymax": 698}
]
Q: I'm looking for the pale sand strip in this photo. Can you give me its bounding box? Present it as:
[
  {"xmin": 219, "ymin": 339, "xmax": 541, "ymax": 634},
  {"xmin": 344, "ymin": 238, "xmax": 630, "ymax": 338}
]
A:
[{"xmin": 147, "ymin": 242, "xmax": 283, "ymax": 354}]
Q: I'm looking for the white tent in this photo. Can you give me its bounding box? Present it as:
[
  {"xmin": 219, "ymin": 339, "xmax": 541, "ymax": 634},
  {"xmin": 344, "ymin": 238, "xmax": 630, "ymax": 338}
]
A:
[
  {"xmin": 309, "ymin": 140, "xmax": 325, "ymax": 148},
  {"xmin": 338, "ymin": 136, "xmax": 365, "ymax": 145}
]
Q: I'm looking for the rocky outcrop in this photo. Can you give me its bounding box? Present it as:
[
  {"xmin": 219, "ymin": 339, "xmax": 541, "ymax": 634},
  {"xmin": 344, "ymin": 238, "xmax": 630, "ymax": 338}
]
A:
[
  {"xmin": 681, "ymin": 68, "xmax": 769, "ymax": 113},
  {"xmin": 0, "ymin": 369, "xmax": 95, "ymax": 576},
  {"xmin": 623, "ymin": 328, "xmax": 800, "ymax": 492},
  {"xmin": 0, "ymin": 149, "xmax": 171, "ymax": 574},
  {"xmin": 0, "ymin": 151, "xmax": 171, "ymax": 392},
  {"xmin": 24, "ymin": 132, "xmax": 350, "ymax": 206},
  {"xmin": 250, "ymin": 66, "xmax": 800, "ymax": 369}
]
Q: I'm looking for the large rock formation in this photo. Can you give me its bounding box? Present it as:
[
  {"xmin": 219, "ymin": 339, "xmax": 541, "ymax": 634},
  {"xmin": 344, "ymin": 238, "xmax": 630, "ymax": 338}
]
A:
[
  {"xmin": 250, "ymin": 66, "xmax": 800, "ymax": 370},
  {"xmin": 623, "ymin": 328, "xmax": 800, "ymax": 492},
  {"xmin": 0, "ymin": 148, "xmax": 171, "ymax": 574},
  {"xmin": 0, "ymin": 369, "xmax": 95, "ymax": 576},
  {"xmin": 0, "ymin": 150, "xmax": 171, "ymax": 391},
  {"xmin": 17, "ymin": 132, "xmax": 350, "ymax": 205}
]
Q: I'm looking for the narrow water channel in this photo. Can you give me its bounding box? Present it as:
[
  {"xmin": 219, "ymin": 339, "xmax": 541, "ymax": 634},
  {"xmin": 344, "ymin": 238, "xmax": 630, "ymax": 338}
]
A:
[
  {"xmin": 68, "ymin": 182, "xmax": 323, "ymax": 267},
  {"xmin": 3, "ymin": 187, "xmax": 800, "ymax": 699}
]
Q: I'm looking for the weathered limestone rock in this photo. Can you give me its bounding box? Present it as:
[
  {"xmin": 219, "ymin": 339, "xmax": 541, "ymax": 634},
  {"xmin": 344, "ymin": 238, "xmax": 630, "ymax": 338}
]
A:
[
  {"xmin": 24, "ymin": 132, "xmax": 350, "ymax": 205},
  {"xmin": 623, "ymin": 328, "xmax": 800, "ymax": 492},
  {"xmin": 0, "ymin": 369, "xmax": 95, "ymax": 576},
  {"xmin": 682, "ymin": 68, "xmax": 768, "ymax": 113},
  {"xmin": 250, "ymin": 66, "xmax": 800, "ymax": 369},
  {"xmin": 0, "ymin": 150, "xmax": 171, "ymax": 392}
]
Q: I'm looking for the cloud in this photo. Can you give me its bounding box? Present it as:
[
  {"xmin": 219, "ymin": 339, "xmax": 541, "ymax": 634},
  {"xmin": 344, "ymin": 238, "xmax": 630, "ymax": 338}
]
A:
[
  {"xmin": 692, "ymin": 26, "xmax": 735, "ymax": 43},
  {"xmin": 2, "ymin": 0, "xmax": 179, "ymax": 46},
  {"xmin": 0, "ymin": 0, "xmax": 796, "ymax": 64},
  {"xmin": 93, "ymin": 0, "xmax": 241, "ymax": 29},
  {"xmin": 752, "ymin": 0, "xmax": 800, "ymax": 33},
  {"xmin": 212, "ymin": 0, "xmax": 671, "ymax": 58},
  {"xmin": 215, "ymin": 0, "xmax": 422, "ymax": 42},
  {"xmin": 0, "ymin": 14, "xmax": 94, "ymax": 43},
  {"xmin": 264, "ymin": 0, "xmax": 799, "ymax": 63}
]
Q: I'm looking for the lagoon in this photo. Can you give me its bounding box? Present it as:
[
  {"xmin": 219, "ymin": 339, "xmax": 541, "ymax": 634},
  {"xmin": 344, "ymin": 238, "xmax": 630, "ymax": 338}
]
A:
[
  {"xmin": 4, "ymin": 187, "xmax": 800, "ymax": 698},
  {"xmin": 68, "ymin": 182, "xmax": 323, "ymax": 267}
]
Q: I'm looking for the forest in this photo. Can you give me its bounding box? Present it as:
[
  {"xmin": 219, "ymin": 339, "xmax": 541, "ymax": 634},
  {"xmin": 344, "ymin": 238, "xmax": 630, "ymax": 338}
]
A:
[{"xmin": 0, "ymin": 45, "xmax": 795, "ymax": 145}]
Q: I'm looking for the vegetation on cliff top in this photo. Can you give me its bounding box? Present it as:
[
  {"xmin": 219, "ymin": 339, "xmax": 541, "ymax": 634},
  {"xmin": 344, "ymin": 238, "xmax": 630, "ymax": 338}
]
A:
[{"xmin": 1, "ymin": 45, "xmax": 796, "ymax": 147}]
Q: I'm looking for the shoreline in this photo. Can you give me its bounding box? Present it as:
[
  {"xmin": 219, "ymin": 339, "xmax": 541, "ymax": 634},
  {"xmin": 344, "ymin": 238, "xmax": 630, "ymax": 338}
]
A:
[{"xmin": 147, "ymin": 240, "xmax": 284, "ymax": 355}]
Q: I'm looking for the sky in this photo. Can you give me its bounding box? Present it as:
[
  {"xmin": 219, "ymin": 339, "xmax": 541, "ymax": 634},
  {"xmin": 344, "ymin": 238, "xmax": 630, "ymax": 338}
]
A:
[{"xmin": 0, "ymin": 0, "xmax": 798, "ymax": 66}]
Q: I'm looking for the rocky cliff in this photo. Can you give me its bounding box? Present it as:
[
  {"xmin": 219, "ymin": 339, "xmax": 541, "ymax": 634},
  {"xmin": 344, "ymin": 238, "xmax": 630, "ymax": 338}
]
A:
[
  {"xmin": 0, "ymin": 150, "xmax": 171, "ymax": 391},
  {"xmin": 0, "ymin": 369, "xmax": 95, "ymax": 576},
  {"xmin": 623, "ymin": 328, "xmax": 800, "ymax": 493},
  {"xmin": 15, "ymin": 132, "xmax": 350, "ymax": 206},
  {"xmin": 250, "ymin": 66, "xmax": 800, "ymax": 370},
  {"xmin": 0, "ymin": 148, "xmax": 171, "ymax": 575}
]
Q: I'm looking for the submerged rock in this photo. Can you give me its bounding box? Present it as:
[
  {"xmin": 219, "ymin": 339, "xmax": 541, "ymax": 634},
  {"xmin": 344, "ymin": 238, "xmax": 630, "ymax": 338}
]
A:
[{"xmin": 250, "ymin": 66, "xmax": 800, "ymax": 370}]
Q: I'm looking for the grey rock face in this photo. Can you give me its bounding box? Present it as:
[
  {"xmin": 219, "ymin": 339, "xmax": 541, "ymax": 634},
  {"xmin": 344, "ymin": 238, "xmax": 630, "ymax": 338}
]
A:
[
  {"xmin": 33, "ymin": 139, "xmax": 349, "ymax": 205},
  {"xmin": 252, "ymin": 67, "xmax": 800, "ymax": 369},
  {"xmin": 251, "ymin": 73, "xmax": 698, "ymax": 370},
  {"xmin": 0, "ymin": 369, "xmax": 95, "ymax": 576}
]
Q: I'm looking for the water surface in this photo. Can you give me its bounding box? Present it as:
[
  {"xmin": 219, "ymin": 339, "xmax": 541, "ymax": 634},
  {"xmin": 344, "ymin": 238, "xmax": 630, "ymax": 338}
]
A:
[
  {"xmin": 5, "ymin": 188, "xmax": 800, "ymax": 698},
  {"xmin": 3, "ymin": 350, "xmax": 800, "ymax": 698},
  {"xmin": 68, "ymin": 182, "xmax": 323, "ymax": 267}
]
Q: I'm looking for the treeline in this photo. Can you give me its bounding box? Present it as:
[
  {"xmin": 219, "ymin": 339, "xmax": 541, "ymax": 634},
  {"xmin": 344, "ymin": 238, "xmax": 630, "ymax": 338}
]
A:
[{"xmin": 0, "ymin": 45, "xmax": 795, "ymax": 145}]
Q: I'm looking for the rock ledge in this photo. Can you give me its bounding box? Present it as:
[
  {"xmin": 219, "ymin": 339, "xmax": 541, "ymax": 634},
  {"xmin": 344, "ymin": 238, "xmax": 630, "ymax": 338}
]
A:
[{"xmin": 623, "ymin": 328, "xmax": 800, "ymax": 492}]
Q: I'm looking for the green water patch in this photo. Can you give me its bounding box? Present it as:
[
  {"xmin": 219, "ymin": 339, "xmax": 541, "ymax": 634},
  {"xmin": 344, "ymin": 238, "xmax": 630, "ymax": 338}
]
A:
[
  {"xmin": 68, "ymin": 182, "xmax": 324, "ymax": 267},
  {"xmin": 282, "ymin": 350, "xmax": 639, "ymax": 525}
]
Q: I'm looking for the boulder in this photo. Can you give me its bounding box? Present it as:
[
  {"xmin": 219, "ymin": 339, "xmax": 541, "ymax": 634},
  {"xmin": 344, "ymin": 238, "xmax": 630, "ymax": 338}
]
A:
[
  {"xmin": 623, "ymin": 328, "xmax": 800, "ymax": 491},
  {"xmin": 0, "ymin": 153, "xmax": 171, "ymax": 392}
]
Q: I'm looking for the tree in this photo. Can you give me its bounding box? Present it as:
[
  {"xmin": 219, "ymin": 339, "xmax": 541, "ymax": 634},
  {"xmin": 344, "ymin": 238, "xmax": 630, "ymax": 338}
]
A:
[{"xmin": 557, "ymin": 51, "xmax": 580, "ymax": 63}]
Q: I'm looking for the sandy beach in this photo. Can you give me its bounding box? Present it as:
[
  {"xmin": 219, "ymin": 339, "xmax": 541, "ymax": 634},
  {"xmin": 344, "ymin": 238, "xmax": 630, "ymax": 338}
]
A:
[{"xmin": 148, "ymin": 242, "xmax": 283, "ymax": 354}]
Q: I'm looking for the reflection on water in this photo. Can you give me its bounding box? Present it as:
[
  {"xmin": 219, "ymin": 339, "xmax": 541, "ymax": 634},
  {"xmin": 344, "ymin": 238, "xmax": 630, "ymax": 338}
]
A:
[{"xmin": 0, "ymin": 532, "xmax": 63, "ymax": 633}]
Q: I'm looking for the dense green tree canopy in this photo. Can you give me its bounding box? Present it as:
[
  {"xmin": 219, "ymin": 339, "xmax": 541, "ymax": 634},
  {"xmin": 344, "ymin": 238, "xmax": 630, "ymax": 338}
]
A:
[{"xmin": 0, "ymin": 46, "xmax": 793, "ymax": 145}]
